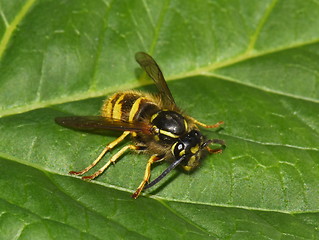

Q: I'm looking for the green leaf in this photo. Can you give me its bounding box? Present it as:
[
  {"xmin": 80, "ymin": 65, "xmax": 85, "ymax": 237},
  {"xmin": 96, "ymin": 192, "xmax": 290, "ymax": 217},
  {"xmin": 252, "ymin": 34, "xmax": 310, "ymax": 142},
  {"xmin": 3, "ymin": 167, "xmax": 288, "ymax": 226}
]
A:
[{"xmin": 0, "ymin": 0, "xmax": 318, "ymax": 239}]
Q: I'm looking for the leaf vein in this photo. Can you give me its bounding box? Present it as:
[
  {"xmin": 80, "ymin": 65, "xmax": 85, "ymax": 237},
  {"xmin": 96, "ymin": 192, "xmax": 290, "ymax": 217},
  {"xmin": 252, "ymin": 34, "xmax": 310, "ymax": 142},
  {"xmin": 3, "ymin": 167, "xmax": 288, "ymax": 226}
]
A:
[
  {"xmin": 88, "ymin": 0, "xmax": 114, "ymax": 91},
  {"xmin": 156, "ymin": 199, "xmax": 216, "ymax": 238},
  {"xmin": 44, "ymin": 173, "xmax": 149, "ymax": 239},
  {"xmin": 148, "ymin": 0, "xmax": 171, "ymax": 54},
  {"xmin": 0, "ymin": 0, "xmax": 37, "ymax": 60},
  {"xmin": 246, "ymin": 0, "xmax": 279, "ymax": 52},
  {"xmin": 0, "ymin": 8, "xmax": 9, "ymax": 27}
]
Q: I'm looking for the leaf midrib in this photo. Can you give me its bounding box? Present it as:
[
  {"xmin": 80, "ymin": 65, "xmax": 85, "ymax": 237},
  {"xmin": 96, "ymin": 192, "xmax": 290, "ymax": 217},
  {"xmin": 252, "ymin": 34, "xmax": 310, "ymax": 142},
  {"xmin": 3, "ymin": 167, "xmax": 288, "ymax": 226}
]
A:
[{"xmin": 1, "ymin": 37, "xmax": 319, "ymax": 119}]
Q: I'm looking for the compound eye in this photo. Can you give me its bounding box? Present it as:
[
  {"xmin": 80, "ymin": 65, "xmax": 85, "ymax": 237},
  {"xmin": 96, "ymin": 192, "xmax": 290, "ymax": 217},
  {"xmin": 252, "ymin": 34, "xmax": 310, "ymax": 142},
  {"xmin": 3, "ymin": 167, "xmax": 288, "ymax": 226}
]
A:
[{"xmin": 173, "ymin": 142, "xmax": 185, "ymax": 157}]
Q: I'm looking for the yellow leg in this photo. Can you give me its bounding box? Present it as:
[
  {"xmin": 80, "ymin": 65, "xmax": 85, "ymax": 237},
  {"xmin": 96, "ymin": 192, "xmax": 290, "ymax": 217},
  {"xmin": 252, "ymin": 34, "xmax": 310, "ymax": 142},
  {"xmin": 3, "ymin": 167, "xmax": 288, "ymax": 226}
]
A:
[
  {"xmin": 69, "ymin": 131, "xmax": 130, "ymax": 176},
  {"xmin": 131, "ymin": 155, "xmax": 161, "ymax": 199},
  {"xmin": 82, "ymin": 144, "xmax": 140, "ymax": 180},
  {"xmin": 190, "ymin": 117, "xmax": 224, "ymax": 128}
]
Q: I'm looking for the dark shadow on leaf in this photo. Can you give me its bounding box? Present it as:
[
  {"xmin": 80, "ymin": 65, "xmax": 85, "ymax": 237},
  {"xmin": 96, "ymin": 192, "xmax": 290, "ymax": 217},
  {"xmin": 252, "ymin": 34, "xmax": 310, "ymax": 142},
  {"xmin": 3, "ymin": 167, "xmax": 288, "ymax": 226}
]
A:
[{"xmin": 145, "ymin": 170, "xmax": 181, "ymax": 196}]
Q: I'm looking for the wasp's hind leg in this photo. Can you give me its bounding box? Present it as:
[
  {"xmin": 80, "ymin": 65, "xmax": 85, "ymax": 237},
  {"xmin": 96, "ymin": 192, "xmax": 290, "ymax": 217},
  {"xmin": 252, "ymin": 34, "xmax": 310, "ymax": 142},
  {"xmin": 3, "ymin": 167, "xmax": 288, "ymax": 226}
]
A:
[
  {"xmin": 81, "ymin": 144, "xmax": 142, "ymax": 180},
  {"xmin": 69, "ymin": 131, "xmax": 130, "ymax": 176},
  {"xmin": 131, "ymin": 155, "xmax": 162, "ymax": 199}
]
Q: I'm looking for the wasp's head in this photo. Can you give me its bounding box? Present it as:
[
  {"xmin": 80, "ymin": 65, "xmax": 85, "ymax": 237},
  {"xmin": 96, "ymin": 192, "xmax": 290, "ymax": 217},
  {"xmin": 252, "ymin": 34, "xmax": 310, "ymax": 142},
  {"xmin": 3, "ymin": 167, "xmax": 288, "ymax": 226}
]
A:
[
  {"xmin": 172, "ymin": 129, "xmax": 207, "ymax": 171},
  {"xmin": 144, "ymin": 129, "xmax": 225, "ymax": 190}
]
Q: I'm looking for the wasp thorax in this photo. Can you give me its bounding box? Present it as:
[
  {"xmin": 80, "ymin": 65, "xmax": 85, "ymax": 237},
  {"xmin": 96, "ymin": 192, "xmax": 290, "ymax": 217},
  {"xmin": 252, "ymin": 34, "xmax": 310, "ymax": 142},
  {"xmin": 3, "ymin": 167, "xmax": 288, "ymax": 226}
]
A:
[{"xmin": 151, "ymin": 110, "xmax": 187, "ymax": 143}]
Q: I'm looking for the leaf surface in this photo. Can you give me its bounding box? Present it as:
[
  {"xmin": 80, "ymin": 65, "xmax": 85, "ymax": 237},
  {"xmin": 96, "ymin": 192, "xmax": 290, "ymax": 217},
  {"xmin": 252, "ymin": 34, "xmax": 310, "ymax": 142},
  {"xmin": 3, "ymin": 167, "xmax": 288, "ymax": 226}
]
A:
[{"xmin": 0, "ymin": 0, "xmax": 318, "ymax": 239}]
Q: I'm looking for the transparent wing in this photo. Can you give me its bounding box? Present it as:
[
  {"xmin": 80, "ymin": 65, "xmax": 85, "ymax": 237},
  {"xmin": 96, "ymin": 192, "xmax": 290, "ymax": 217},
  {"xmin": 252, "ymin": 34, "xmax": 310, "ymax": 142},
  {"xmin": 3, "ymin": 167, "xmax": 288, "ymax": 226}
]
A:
[
  {"xmin": 55, "ymin": 116, "xmax": 153, "ymax": 134},
  {"xmin": 135, "ymin": 52, "xmax": 176, "ymax": 107}
]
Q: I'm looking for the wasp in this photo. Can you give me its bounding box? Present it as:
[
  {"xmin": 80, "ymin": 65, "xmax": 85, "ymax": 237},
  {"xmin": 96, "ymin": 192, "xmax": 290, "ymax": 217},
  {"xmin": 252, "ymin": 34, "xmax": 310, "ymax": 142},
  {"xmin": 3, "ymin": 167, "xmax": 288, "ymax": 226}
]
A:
[{"xmin": 55, "ymin": 52, "xmax": 225, "ymax": 199}]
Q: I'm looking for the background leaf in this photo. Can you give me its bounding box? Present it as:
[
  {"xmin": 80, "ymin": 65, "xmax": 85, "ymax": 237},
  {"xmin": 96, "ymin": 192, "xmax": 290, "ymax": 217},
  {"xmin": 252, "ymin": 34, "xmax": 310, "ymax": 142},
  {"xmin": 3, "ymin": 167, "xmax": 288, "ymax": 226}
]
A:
[{"xmin": 0, "ymin": 0, "xmax": 318, "ymax": 239}]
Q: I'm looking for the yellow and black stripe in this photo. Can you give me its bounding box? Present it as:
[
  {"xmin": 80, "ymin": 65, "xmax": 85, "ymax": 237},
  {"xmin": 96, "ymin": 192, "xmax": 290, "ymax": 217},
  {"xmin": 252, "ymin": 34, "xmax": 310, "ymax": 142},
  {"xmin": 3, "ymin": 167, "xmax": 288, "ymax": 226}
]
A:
[{"xmin": 101, "ymin": 91, "xmax": 160, "ymax": 123}]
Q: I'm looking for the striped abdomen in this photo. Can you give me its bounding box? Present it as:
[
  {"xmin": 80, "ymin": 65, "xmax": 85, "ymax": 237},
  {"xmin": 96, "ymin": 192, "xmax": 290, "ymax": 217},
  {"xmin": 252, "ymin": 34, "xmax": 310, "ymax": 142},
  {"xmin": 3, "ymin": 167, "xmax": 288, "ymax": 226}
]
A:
[{"xmin": 101, "ymin": 91, "xmax": 160, "ymax": 122}]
